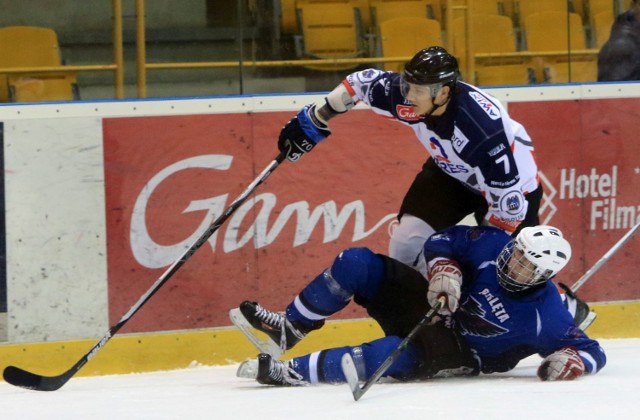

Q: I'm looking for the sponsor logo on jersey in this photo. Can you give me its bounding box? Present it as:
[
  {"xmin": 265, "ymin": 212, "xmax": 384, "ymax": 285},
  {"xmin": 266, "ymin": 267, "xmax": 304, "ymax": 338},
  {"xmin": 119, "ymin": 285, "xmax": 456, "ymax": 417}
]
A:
[
  {"xmin": 429, "ymin": 137, "xmax": 449, "ymax": 159},
  {"xmin": 478, "ymin": 289, "xmax": 511, "ymax": 323},
  {"xmin": 452, "ymin": 133, "xmax": 469, "ymax": 153},
  {"xmin": 430, "ymin": 137, "xmax": 470, "ymax": 174},
  {"xmin": 488, "ymin": 143, "xmax": 506, "ymax": 157},
  {"xmin": 396, "ymin": 105, "xmax": 421, "ymax": 120},
  {"xmin": 469, "ymin": 91, "xmax": 500, "ymax": 120}
]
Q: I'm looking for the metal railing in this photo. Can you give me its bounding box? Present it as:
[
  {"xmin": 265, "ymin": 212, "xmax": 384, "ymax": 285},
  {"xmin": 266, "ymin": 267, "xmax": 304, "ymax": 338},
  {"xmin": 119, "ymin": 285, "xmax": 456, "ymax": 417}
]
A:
[
  {"xmin": 0, "ymin": 0, "xmax": 125, "ymax": 100},
  {"xmin": 0, "ymin": 0, "xmax": 606, "ymax": 101}
]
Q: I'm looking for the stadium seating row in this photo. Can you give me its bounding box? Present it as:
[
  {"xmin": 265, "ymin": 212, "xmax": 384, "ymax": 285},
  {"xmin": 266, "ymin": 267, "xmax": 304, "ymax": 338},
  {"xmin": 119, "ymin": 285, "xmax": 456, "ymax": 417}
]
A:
[
  {"xmin": 280, "ymin": 0, "xmax": 619, "ymax": 37},
  {"xmin": 0, "ymin": 26, "xmax": 80, "ymax": 102},
  {"xmin": 284, "ymin": 0, "xmax": 624, "ymax": 84}
]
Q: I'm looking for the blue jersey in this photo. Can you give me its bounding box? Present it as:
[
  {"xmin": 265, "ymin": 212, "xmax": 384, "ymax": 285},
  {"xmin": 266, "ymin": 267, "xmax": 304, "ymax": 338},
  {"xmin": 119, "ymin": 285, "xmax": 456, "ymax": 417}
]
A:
[
  {"xmin": 423, "ymin": 225, "xmax": 606, "ymax": 375},
  {"xmin": 343, "ymin": 69, "xmax": 539, "ymax": 231}
]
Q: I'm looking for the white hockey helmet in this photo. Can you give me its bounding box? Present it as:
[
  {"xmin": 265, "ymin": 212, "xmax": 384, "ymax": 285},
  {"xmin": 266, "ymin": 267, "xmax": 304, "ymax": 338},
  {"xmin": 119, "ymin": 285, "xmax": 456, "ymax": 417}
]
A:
[{"xmin": 497, "ymin": 226, "xmax": 572, "ymax": 293}]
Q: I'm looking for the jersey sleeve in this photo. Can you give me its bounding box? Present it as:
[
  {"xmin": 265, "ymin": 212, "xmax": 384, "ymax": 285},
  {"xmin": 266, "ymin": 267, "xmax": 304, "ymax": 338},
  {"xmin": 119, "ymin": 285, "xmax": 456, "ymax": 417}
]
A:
[
  {"xmin": 342, "ymin": 69, "xmax": 404, "ymax": 118},
  {"xmin": 537, "ymin": 294, "xmax": 607, "ymax": 375}
]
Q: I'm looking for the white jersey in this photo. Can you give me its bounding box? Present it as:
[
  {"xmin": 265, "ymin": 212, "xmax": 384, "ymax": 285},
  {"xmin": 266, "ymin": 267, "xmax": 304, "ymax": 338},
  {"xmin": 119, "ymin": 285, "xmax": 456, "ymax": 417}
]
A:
[{"xmin": 341, "ymin": 69, "xmax": 540, "ymax": 231}]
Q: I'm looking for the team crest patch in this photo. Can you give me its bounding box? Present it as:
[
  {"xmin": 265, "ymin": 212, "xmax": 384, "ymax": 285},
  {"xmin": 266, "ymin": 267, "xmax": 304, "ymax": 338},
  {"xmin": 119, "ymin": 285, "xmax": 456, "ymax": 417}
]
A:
[
  {"xmin": 469, "ymin": 91, "xmax": 500, "ymax": 120},
  {"xmin": 500, "ymin": 191, "xmax": 524, "ymax": 215},
  {"xmin": 466, "ymin": 227, "xmax": 486, "ymax": 241}
]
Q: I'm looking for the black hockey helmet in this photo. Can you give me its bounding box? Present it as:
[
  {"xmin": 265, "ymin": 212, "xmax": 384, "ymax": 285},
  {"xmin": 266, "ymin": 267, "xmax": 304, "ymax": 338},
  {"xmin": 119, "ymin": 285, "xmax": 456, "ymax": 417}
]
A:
[{"xmin": 403, "ymin": 46, "xmax": 460, "ymax": 87}]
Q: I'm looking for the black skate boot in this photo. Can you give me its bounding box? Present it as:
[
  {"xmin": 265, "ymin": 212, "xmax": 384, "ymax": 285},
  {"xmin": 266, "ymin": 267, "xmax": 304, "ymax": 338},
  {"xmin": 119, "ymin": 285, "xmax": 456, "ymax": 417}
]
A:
[
  {"xmin": 236, "ymin": 353, "xmax": 307, "ymax": 386},
  {"xmin": 558, "ymin": 283, "xmax": 597, "ymax": 330},
  {"xmin": 229, "ymin": 301, "xmax": 323, "ymax": 358}
]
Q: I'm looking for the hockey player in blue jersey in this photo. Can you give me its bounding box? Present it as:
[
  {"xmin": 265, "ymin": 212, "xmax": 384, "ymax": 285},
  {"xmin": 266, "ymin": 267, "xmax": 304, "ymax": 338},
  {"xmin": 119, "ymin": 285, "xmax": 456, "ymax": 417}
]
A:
[
  {"xmin": 274, "ymin": 45, "xmax": 594, "ymax": 328},
  {"xmin": 234, "ymin": 225, "xmax": 606, "ymax": 386}
]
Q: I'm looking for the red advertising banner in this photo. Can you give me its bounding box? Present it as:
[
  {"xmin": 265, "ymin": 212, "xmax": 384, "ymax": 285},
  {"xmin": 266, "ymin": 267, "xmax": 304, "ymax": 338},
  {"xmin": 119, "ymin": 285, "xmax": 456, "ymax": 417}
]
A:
[
  {"xmin": 103, "ymin": 98, "xmax": 640, "ymax": 333},
  {"xmin": 509, "ymin": 98, "xmax": 640, "ymax": 302},
  {"xmin": 103, "ymin": 111, "xmax": 424, "ymax": 333}
]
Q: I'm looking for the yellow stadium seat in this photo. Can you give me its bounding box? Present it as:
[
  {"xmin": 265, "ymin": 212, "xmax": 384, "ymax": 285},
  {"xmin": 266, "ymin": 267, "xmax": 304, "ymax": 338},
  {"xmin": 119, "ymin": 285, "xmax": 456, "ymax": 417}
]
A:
[
  {"xmin": 370, "ymin": 0, "xmax": 431, "ymax": 27},
  {"xmin": 378, "ymin": 17, "xmax": 442, "ymax": 72},
  {"xmin": 452, "ymin": 14, "xmax": 535, "ymax": 86},
  {"xmin": 295, "ymin": 1, "xmax": 366, "ymax": 70},
  {"xmin": 523, "ymin": 11, "xmax": 596, "ymax": 83},
  {"xmin": 586, "ymin": 0, "xmax": 616, "ymax": 17},
  {"xmin": 0, "ymin": 26, "xmax": 79, "ymax": 102},
  {"xmin": 296, "ymin": 0, "xmax": 371, "ymax": 32},
  {"xmin": 447, "ymin": 0, "xmax": 505, "ymax": 19},
  {"xmin": 280, "ymin": 0, "xmax": 298, "ymax": 34},
  {"xmin": 502, "ymin": 0, "xmax": 516, "ymax": 21},
  {"xmin": 591, "ymin": 10, "xmax": 614, "ymax": 48},
  {"xmin": 515, "ymin": 0, "xmax": 570, "ymax": 27},
  {"xmin": 524, "ymin": 11, "xmax": 587, "ymax": 51},
  {"xmin": 571, "ymin": 0, "xmax": 586, "ymax": 20}
]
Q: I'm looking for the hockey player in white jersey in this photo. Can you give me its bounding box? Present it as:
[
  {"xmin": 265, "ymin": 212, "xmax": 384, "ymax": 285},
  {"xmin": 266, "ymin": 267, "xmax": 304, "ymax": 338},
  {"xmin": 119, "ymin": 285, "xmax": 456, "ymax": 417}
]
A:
[{"xmin": 275, "ymin": 46, "xmax": 593, "ymax": 327}]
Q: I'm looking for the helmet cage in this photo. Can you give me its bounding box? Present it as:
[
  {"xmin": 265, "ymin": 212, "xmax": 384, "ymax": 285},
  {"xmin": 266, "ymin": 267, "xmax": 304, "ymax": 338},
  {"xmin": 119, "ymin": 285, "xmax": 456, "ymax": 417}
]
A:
[
  {"xmin": 497, "ymin": 226, "xmax": 572, "ymax": 293},
  {"xmin": 497, "ymin": 240, "xmax": 548, "ymax": 293}
]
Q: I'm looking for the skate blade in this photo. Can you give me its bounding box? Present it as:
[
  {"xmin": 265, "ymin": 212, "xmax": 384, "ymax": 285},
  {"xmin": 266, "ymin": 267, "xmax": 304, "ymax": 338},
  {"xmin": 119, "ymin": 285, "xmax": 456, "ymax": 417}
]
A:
[
  {"xmin": 229, "ymin": 308, "xmax": 284, "ymax": 359},
  {"xmin": 341, "ymin": 353, "xmax": 364, "ymax": 401}
]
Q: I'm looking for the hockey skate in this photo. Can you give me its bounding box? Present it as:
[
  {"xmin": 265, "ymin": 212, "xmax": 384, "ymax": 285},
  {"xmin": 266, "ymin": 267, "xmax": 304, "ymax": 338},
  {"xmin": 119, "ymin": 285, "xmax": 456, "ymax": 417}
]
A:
[
  {"xmin": 236, "ymin": 353, "xmax": 307, "ymax": 386},
  {"xmin": 229, "ymin": 301, "xmax": 314, "ymax": 359},
  {"xmin": 558, "ymin": 283, "xmax": 597, "ymax": 330}
]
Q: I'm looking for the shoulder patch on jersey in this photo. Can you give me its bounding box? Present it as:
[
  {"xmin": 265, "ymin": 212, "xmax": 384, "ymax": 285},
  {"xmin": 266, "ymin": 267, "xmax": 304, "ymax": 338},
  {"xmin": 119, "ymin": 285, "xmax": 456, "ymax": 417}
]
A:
[
  {"xmin": 465, "ymin": 227, "xmax": 486, "ymax": 241},
  {"xmin": 468, "ymin": 91, "xmax": 501, "ymax": 120},
  {"xmin": 430, "ymin": 232, "xmax": 453, "ymax": 242},
  {"xmin": 356, "ymin": 69, "xmax": 381, "ymax": 83}
]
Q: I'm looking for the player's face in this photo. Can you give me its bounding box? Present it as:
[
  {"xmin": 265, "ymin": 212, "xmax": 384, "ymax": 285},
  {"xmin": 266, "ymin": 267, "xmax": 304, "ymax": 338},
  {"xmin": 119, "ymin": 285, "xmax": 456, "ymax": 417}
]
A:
[
  {"xmin": 506, "ymin": 247, "xmax": 538, "ymax": 286},
  {"xmin": 400, "ymin": 78, "xmax": 447, "ymax": 115}
]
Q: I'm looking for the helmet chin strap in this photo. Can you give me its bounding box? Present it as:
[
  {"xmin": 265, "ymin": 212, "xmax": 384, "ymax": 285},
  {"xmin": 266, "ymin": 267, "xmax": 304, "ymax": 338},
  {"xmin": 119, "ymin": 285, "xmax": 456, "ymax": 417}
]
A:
[{"xmin": 424, "ymin": 89, "xmax": 452, "ymax": 116}]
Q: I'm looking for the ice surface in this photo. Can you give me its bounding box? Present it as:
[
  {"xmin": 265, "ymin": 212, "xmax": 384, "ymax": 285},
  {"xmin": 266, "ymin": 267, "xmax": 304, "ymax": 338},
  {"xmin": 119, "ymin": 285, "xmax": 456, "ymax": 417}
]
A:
[{"xmin": 1, "ymin": 338, "xmax": 638, "ymax": 419}]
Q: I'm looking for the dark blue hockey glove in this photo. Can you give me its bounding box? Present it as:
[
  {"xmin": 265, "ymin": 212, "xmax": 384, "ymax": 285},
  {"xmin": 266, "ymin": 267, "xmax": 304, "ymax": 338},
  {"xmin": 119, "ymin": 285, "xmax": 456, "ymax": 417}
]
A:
[{"xmin": 278, "ymin": 104, "xmax": 331, "ymax": 162}]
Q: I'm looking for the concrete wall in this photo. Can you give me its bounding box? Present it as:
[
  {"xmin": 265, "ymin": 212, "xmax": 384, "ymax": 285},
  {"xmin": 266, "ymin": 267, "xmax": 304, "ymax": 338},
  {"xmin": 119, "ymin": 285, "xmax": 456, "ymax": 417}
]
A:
[{"xmin": 0, "ymin": 0, "xmax": 207, "ymax": 32}]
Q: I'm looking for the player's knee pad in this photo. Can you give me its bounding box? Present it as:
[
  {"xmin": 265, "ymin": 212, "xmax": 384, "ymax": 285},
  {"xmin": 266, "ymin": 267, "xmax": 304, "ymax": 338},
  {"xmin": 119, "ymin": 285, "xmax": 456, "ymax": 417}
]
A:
[{"xmin": 329, "ymin": 247, "xmax": 384, "ymax": 298}]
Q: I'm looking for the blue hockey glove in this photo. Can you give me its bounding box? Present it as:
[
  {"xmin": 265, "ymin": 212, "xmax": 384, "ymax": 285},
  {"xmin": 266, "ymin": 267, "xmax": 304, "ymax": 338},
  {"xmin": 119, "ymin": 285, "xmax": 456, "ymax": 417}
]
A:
[{"xmin": 278, "ymin": 104, "xmax": 331, "ymax": 162}]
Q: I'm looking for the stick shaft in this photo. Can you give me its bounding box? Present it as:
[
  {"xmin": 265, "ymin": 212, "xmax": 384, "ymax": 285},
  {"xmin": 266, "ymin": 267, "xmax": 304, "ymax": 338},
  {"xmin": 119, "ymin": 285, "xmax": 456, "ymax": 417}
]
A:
[
  {"xmin": 353, "ymin": 297, "xmax": 444, "ymax": 400},
  {"xmin": 3, "ymin": 151, "xmax": 286, "ymax": 391},
  {"xmin": 571, "ymin": 220, "xmax": 640, "ymax": 293}
]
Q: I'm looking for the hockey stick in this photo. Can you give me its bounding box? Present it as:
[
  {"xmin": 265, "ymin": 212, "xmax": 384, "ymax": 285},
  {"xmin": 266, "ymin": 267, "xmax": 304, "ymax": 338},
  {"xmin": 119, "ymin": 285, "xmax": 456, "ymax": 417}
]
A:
[
  {"xmin": 341, "ymin": 296, "xmax": 445, "ymax": 401},
  {"xmin": 3, "ymin": 151, "xmax": 287, "ymax": 391},
  {"xmin": 570, "ymin": 220, "xmax": 640, "ymax": 293},
  {"xmin": 562, "ymin": 220, "xmax": 640, "ymax": 330}
]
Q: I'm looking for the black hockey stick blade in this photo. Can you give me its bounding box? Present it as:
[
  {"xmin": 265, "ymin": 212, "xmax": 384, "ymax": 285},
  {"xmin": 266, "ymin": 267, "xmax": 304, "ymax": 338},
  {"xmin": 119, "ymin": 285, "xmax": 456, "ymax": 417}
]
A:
[
  {"xmin": 3, "ymin": 364, "xmax": 77, "ymax": 392},
  {"xmin": 341, "ymin": 297, "xmax": 445, "ymax": 401},
  {"xmin": 3, "ymin": 327, "xmax": 107, "ymax": 391},
  {"xmin": 3, "ymin": 151, "xmax": 286, "ymax": 391}
]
